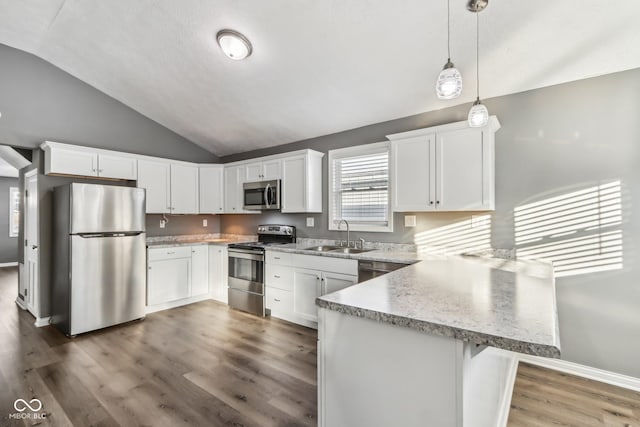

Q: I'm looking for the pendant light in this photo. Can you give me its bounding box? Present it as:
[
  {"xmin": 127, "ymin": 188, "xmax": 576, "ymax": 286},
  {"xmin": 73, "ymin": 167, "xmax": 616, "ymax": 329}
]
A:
[
  {"xmin": 468, "ymin": 3, "xmax": 489, "ymax": 127},
  {"xmin": 436, "ymin": 0, "xmax": 462, "ymax": 99}
]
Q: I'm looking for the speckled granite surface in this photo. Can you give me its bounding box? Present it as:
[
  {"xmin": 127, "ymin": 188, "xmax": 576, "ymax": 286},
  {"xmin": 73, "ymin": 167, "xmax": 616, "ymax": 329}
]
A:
[
  {"xmin": 146, "ymin": 233, "xmax": 256, "ymax": 248},
  {"xmin": 266, "ymin": 243, "xmax": 420, "ymax": 264},
  {"xmin": 317, "ymin": 255, "xmax": 560, "ymax": 358}
]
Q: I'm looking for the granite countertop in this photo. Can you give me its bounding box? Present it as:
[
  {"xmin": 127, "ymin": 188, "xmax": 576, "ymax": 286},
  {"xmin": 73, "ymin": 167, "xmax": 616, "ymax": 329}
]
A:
[
  {"xmin": 265, "ymin": 243, "xmax": 421, "ymax": 264},
  {"xmin": 315, "ymin": 254, "xmax": 560, "ymax": 358},
  {"xmin": 146, "ymin": 234, "xmax": 256, "ymax": 248}
]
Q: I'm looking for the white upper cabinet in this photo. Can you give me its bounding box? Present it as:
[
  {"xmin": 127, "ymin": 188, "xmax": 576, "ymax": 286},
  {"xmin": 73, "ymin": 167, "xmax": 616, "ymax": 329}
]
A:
[
  {"xmin": 43, "ymin": 144, "xmax": 98, "ymax": 177},
  {"xmin": 138, "ymin": 160, "xmax": 198, "ymax": 214},
  {"xmin": 224, "ymin": 165, "xmax": 244, "ymax": 213},
  {"xmin": 199, "ymin": 165, "xmax": 224, "ymax": 214},
  {"xmin": 98, "ymin": 153, "xmax": 137, "ymax": 180},
  {"xmin": 281, "ymin": 151, "xmax": 323, "ymax": 213},
  {"xmin": 388, "ymin": 117, "xmax": 499, "ymax": 212},
  {"xmin": 436, "ymin": 127, "xmax": 491, "ymax": 210},
  {"xmin": 137, "ymin": 159, "xmax": 171, "ymax": 214},
  {"xmin": 42, "ymin": 142, "xmax": 136, "ymax": 180},
  {"xmin": 170, "ymin": 164, "xmax": 199, "ymax": 214},
  {"xmin": 244, "ymin": 158, "xmax": 282, "ymax": 182},
  {"xmin": 392, "ymin": 134, "xmax": 435, "ymax": 212}
]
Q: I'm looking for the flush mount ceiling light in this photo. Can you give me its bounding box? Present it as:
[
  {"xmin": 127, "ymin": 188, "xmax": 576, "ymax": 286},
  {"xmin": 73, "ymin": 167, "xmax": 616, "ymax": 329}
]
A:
[
  {"xmin": 216, "ymin": 29, "xmax": 252, "ymax": 60},
  {"xmin": 468, "ymin": 1, "xmax": 489, "ymax": 128},
  {"xmin": 435, "ymin": 0, "xmax": 462, "ymax": 99}
]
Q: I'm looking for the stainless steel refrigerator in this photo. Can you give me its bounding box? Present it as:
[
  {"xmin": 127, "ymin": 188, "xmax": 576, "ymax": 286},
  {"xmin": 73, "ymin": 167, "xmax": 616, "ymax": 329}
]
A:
[{"xmin": 51, "ymin": 183, "xmax": 146, "ymax": 336}]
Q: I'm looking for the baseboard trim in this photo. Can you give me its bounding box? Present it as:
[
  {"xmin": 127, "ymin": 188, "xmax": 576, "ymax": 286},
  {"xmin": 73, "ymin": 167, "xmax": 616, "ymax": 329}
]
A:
[
  {"xmin": 34, "ymin": 316, "xmax": 51, "ymax": 327},
  {"xmin": 494, "ymin": 351, "xmax": 640, "ymax": 425},
  {"xmin": 517, "ymin": 353, "xmax": 640, "ymax": 393},
  {"xmin": 14, "ymin": 297, "xmax": 27, "ymax": 310},
  {"xmin": 0, "ymin": 262, "xmax": 18, "ymax": 267},
  {"xmin": 145, "ymin": 294, "xmax": 212, "ymax": 314}
]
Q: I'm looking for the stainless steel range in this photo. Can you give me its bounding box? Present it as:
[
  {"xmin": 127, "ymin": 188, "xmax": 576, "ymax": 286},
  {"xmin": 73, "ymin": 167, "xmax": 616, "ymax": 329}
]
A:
[{"xmin": 227, "ymin": 225, "xmax": 296, "ymax": 316}]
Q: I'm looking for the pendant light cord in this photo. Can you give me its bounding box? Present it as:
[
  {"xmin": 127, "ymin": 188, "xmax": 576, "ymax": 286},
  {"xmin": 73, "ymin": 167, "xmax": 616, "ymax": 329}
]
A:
[
  {"xmin": 476, "ymin": 12, "xmax": 480, "ymax": 100},
  {"xmin": 447, "ymin": 0, "xmax": 451, "ymax": 60}
]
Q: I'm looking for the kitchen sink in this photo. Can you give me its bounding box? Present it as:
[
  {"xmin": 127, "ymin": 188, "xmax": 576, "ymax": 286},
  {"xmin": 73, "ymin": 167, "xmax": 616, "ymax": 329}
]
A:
[
  {"xmin": 330, "ymin": 248, "xmax": 372, "ymax": 254},
  {"xmin": 304, "ymin": 245, "xmax": 343, "ymax": 252}
]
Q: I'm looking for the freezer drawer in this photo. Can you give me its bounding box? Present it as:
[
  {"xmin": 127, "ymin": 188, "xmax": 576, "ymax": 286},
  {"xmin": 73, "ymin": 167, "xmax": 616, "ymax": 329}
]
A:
[{"xmin": 69, "ymin": 233, "xmax": 146, "ymax": 335}]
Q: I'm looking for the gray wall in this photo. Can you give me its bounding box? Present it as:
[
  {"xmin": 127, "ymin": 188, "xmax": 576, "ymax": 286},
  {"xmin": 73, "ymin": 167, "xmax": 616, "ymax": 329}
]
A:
[
  {"xmin": 146, "ymin": 214, "xmax": 221, "ymax": 237},
  {"xmin": 0, "ymin": 43, "xmax": 217, "ymax": 163},
  {"xmin": 1, "ymin": 43, "xmax": 219, "ymax": 317},
  {"xmin": 220, "ymin": 68, "xmax": 640, "ymax": 378},
  {"xmin": 0, "ymin": 177, "xmax": 19, "ymax": 263}
]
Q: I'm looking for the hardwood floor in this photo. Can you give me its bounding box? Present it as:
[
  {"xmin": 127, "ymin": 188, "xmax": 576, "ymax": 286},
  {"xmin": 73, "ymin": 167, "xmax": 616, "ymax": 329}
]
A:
[
  {"xmin": 508, "ymin": 362, "xmax": 640, "ymax": 427},
  {"xmin": 0, "ymin": 267, "xmax": 318, "ymax": 427}
]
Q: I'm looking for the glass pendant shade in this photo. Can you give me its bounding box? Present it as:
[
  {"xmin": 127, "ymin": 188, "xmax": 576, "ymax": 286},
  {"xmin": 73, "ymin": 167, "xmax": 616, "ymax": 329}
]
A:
[
  {"xmin": 468, "ymin": 99, "xmax": 489, "ymax": 127},
  {"xmin": 436, "ymin": 61, "xmax": 462, "ymax": 99}
]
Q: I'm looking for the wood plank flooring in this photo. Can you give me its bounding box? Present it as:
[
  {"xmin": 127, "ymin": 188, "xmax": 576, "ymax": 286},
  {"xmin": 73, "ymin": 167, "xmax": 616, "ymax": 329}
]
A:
[
  {"xmin": 0, "ymin": 267, "xmax": 317, "ymax": 427},
  {"xmin": 508, "ymin": 362, "xmax": 640, "ymax": 427}
]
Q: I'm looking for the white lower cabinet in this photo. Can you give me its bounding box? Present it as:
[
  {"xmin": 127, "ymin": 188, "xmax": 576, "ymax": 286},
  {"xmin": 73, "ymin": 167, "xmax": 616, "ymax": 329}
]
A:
[
  {"xmin": 265, "ymin": 252, "xmax": 357, "ymax": 328},
  {"xmin": 147, "ymin": 247, "xmax": 192, "ymax": 306},
  {"xmin": 322, "ymin": 271, "xmax": 358, "ymax": 295},
  {"xmin": 293, "ymin": 269, "xmax": 322, "ymax": 323},
  {"xmin": 209, "ymin": 245, "xmax": 228, "ymax": 303},
  {"xmin": 190, "ymin": 245, "xmax": 209, "ymax": 297},
  {"xmin": 147, "ymin": 244, "xmax": 213, "ymax": 312}
]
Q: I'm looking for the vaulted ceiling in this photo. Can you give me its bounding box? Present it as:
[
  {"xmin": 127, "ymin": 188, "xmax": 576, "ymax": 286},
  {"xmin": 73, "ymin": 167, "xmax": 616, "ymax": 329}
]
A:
[{"xmin": 1, "ymin": 1, "xmax": 639, "ymax": 156}]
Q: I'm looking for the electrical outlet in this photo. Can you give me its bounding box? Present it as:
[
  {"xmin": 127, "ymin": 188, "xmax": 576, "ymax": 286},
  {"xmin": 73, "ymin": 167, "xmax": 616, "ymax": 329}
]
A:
[
  {"xmin": 404, "ymin": 215, "xmax": 417, "ymax": 227},
  {"xmin": 306, "ymin": 217, "xmax": 315, "ymax": 227},
  {"xmin": 159, "ymin": 219, "xmax": 166, "ymax": 229},
  {"xmin": 203, "ymin": 219, "xmax": 208, "ymax": 227}
]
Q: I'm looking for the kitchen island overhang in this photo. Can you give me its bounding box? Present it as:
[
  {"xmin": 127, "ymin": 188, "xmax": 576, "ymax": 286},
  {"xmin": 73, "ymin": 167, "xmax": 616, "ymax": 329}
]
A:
[{"xmin": 316, "ymin": 254, "xmax": 560, "ymax": 427}]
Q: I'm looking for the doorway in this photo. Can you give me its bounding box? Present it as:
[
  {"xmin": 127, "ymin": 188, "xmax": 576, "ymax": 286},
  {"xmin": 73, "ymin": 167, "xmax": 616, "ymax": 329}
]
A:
[{"xmin": 20, "ymin": 169, "xmax": 39, "ymax": 319}]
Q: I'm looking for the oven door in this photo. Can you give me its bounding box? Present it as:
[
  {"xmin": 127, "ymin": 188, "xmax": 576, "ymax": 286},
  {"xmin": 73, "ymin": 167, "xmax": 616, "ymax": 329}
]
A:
[{"xmin": 228, "ymin": 248, "xmax": 264, "ymax": 294}]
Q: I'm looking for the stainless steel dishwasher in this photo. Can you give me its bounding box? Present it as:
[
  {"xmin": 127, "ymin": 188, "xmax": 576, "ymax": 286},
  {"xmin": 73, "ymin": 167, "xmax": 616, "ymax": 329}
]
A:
[{"xmin": 357, "ymin": 260, "xmax": 408, "ymax": 283}]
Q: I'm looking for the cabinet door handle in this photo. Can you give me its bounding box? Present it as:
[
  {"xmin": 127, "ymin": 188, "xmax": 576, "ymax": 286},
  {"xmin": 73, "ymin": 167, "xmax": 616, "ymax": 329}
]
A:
[
  {"xmin": 436, "ymin": 201, "xmax": 440, "ymax": 205},
  {"xmin": 274, "ymin": 256, "xmax": 280, "ymax": 260},
  {"xmin": 167, "ymin": 251, "xmax": 175, "ymax": 255},
  {"xmin": 274, "ymin": 298, "xmax": 281, "ymax": 302},
  {"xmin": 274, "ymin": 275, "xmax": 281, "ymax": 278},
  {"xmin": 429, "ymin": 201, "xmax": 434, "ymax": 205},
  {"xmin": 98, "ymin": 169, "xmax": 103, "ymax": 173}
]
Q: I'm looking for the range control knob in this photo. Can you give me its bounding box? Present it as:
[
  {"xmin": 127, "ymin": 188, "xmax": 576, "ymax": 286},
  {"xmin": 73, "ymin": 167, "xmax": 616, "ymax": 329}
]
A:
[{"xmin": 285, "ymin": 228, "xmax": 292, "ymax": 234}]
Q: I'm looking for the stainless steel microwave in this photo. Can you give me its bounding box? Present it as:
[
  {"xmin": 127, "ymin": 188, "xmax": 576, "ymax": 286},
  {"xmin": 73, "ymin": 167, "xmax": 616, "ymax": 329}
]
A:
[{"xmin": 243, "ymin": 180, "xmax": 281, "ymax": 210}]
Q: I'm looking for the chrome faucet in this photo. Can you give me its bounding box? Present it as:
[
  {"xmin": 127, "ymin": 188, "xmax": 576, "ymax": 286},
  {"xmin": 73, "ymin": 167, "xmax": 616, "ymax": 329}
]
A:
[{"xmin": 338, "ymin": 219, "xmax": 350, "ymax": 247}]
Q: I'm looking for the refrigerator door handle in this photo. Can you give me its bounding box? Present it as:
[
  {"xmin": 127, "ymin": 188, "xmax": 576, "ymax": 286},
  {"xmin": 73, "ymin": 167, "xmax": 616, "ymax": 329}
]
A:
[{"xmin": 77, "ymin": 232, "xmax": 144, "ymax": 238}]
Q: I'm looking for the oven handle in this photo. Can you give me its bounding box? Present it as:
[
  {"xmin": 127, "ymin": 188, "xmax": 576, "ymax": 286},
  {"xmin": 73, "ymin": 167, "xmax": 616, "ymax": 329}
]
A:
[
  {"xmin": 228, "ymin": 249, "xmax": 264, "ymax": 261},
  {"xmin": 264, "ymin": 184, "xmax": 271, "ymax": 209}
]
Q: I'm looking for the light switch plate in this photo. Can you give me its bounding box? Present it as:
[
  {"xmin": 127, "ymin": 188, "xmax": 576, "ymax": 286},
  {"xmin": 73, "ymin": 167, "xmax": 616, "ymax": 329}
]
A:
[
  {"xmin": 306, "ymin": 217, "xmax": 315, "ymax": 227},
  {"xmin": 203, "ymin": 219, "xmax": 208, "ymax": 227},
  {"xmin": 405, "ymin": 215, "xmax": 417, "ymax": 227},
  {"xmin": 160, "ymin": 219, "xmax": 166, "ymax": 229}
]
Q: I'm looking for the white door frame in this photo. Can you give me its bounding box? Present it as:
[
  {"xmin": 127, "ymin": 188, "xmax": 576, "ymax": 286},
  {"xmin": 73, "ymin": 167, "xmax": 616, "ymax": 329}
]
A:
[{"xmin": 21, "ymin": 169, "xmax": 40, "ymax": 319}]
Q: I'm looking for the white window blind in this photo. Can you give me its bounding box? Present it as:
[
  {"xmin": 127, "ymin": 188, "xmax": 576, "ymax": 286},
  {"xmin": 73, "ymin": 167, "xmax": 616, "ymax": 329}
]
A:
[{"xmin": 329, "ymin": 143, "xmax": 391, "ymax": 232}]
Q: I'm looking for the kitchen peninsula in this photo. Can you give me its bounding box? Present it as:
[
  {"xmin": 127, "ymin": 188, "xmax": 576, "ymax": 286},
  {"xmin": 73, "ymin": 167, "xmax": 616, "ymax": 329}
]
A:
[{"xmin": 314, "ymin": 253, "xmax": 560, "ymax": 427}]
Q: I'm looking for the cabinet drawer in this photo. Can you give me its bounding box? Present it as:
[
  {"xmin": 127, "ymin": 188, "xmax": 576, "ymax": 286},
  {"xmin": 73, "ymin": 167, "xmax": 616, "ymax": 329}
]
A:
[
  {"xmin": 266, "ymin": 287, "xmax": 293, "ymax": 315},
  {"xmin": 265, "ymin": 265, "xmax": 293, "ymax": 291},
  {"xmin": 266, "ymin": 251, "xmax": 292, "ymax": 266},
  {"xmin": 148, "ymin": 246, "xmax": 192, "ymax": 261}
]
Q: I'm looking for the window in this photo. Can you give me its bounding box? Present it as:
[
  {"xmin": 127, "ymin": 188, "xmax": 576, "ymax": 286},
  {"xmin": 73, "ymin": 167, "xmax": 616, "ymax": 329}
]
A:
[
  {"xmin": 328, "ymin": 142, "xmax": 392, "ymax": 232},
  {"xmin": 9, "ymin": 187, "xmax": 19, "ymax": 237}
]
